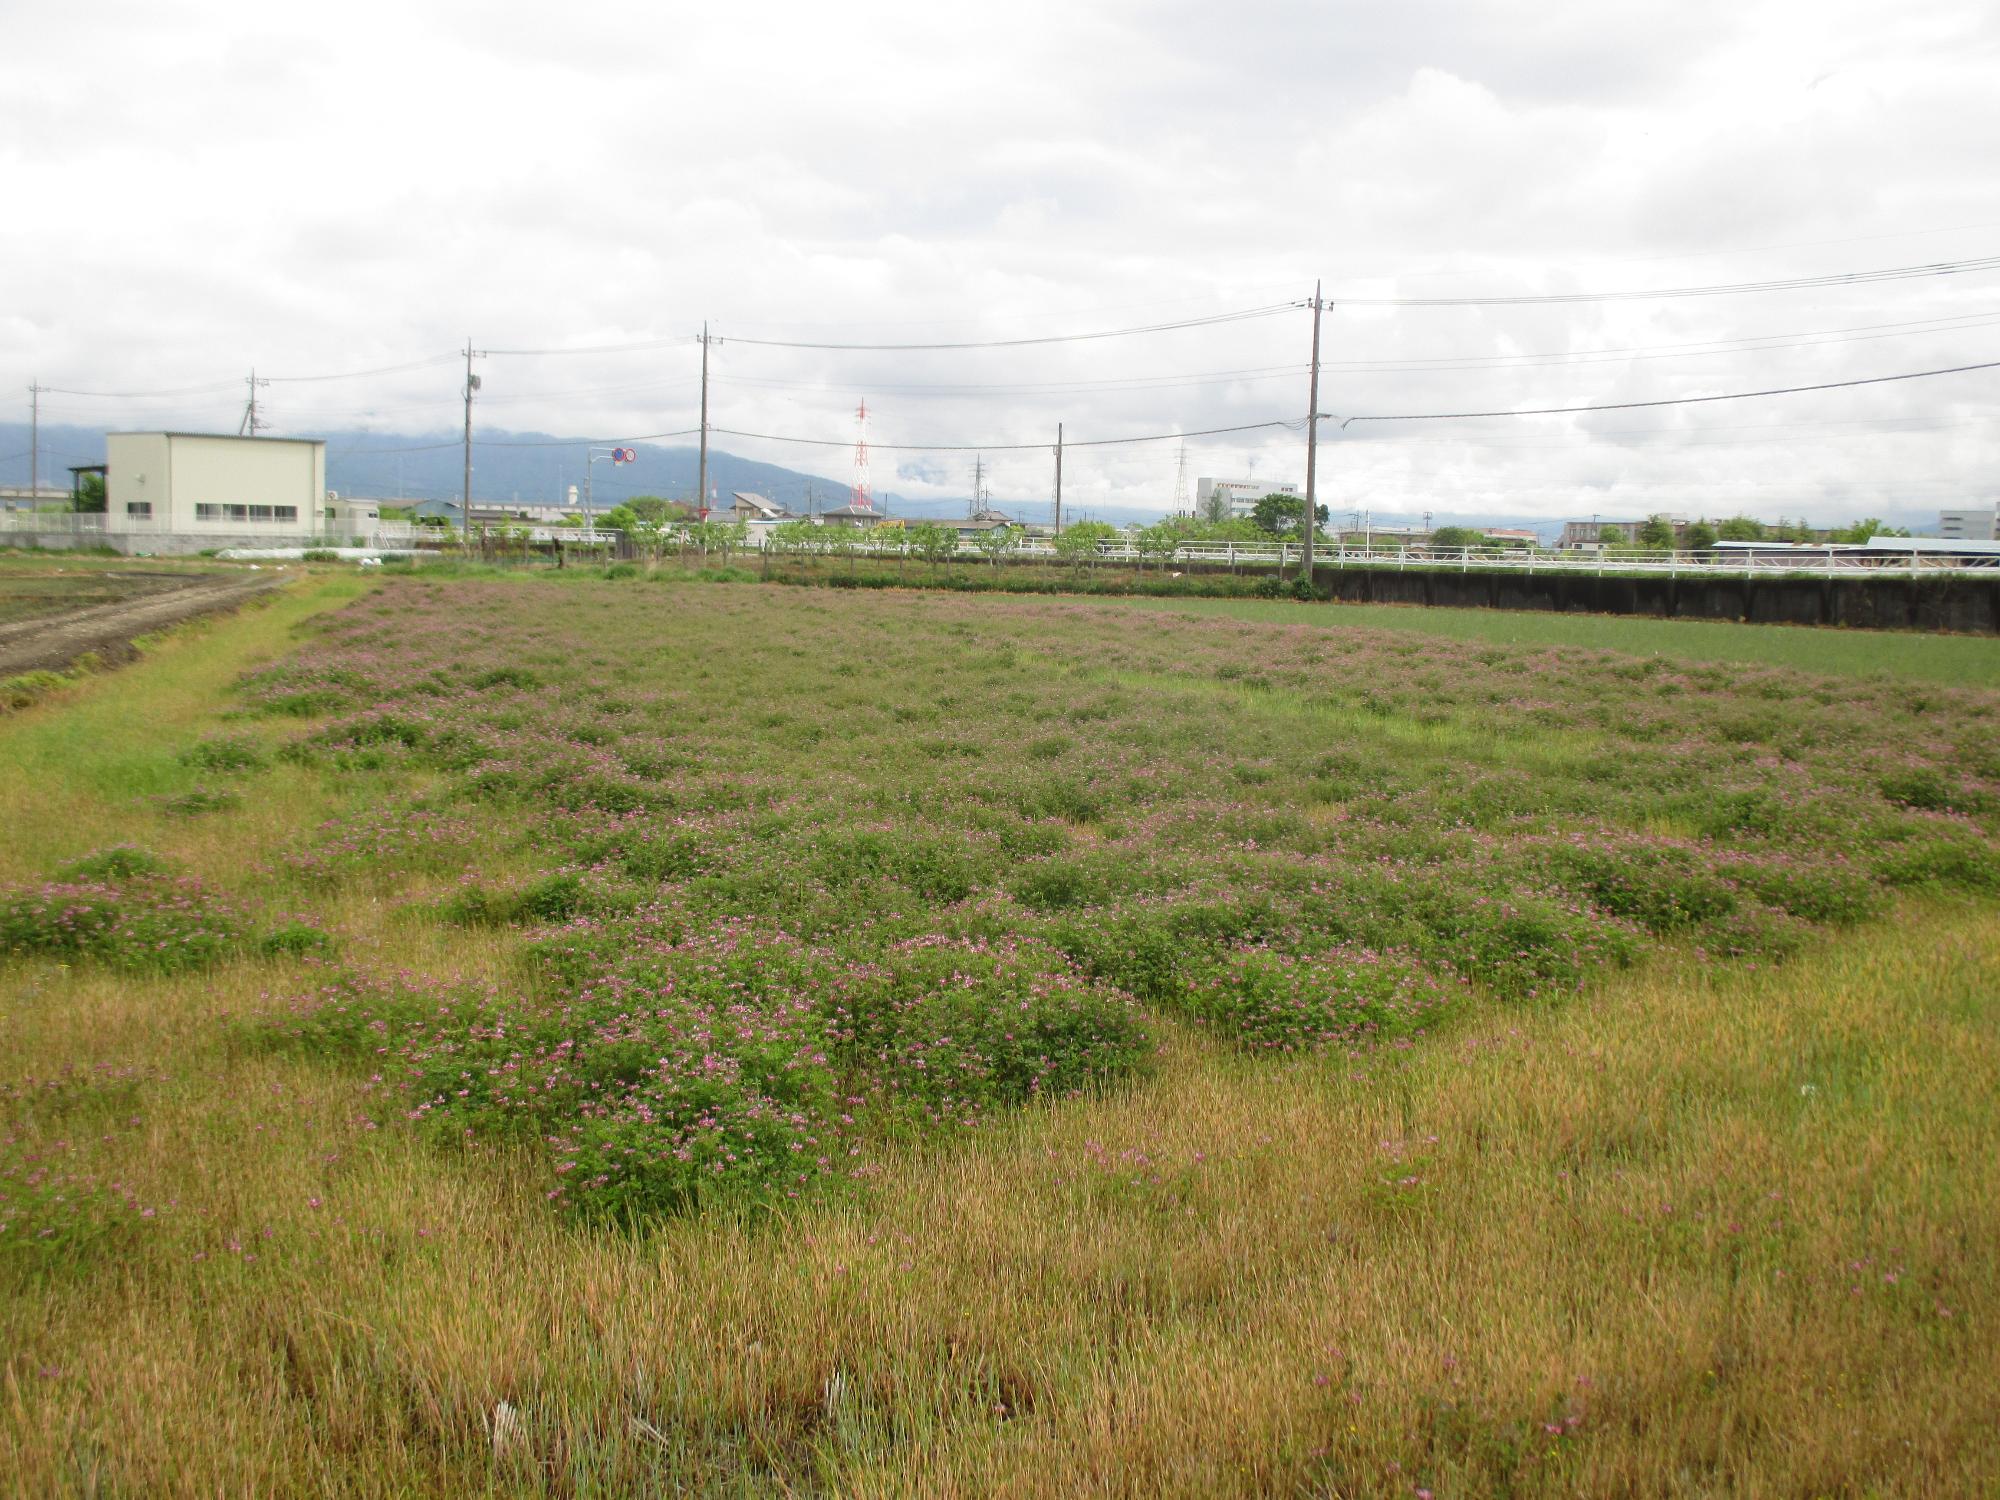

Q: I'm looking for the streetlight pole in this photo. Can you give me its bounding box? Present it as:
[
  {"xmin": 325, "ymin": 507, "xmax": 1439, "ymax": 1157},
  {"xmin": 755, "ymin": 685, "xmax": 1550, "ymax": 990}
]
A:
[{"xmin": 585, "ymin": 446, "xmax": 633, "ymax": 531}]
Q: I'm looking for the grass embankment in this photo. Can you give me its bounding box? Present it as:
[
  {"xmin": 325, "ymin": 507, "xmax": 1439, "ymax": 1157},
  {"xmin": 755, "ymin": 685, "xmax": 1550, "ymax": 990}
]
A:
[
  {"xmin": 388, "ymin": 549, "xmax": 2000, "ymax": 683},
  {"xmin": 1, "ymin": 577, "xmax": 1996, "ymax": 1494},
  {"xmin": 0, "ymin": 572, "xmax": 369, "ymax": 881},
  {"xmin": 1133, "ymin": 594, "xmax": 2000, "ymax": 688}
]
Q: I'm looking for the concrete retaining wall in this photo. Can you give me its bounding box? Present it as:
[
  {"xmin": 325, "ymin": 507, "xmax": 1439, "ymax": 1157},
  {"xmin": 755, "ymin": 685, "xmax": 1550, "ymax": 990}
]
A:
[{"xmin": 1311, "ymin": 566, "xmax": 2000, "ymax": 635}]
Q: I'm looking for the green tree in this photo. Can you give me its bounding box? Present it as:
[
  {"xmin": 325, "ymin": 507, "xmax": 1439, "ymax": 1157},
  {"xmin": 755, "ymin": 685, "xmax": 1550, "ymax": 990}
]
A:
[
  {"xmin": 767, "ymin": 520, "xmax": 818, "ymax": 555},
  {"xmin": 1599, "ymin": 525, "xmax": 1626, "ymax": 546},
  {"xmin": 1199, "ymin": 488, "xmax": 1232, "ymax": 526},
  {"xmin": 1136, "ymin": 522, "xmax": 1181, "ymax": 571},
  {"xmin": 1251, "ymin": 493, "xmax": 1329, "ymax": 537},
  {"xmin": 1684, "ymin": 521, "xmax": 1719, "ymax": 551},
  {"xmin": 621, "ymin": 496, "xmax": 683, "ymax": 525},
  {"xmin": 1430, "ymin": 525, "xmax": 1485, "ymax": 548},
  {"xmin": 907, "ymin": 521, "xmax": 958, "ymax": 570},
  {"xmin": 1715, "ymin": 517, "xmax": 1765, "ymax": 542},
  {"xmin": 1053, "ymin": 521, "xmax": 1117, "ymax": 571},
  {"xmin": 975, "ymin": 523, "xmax": 1022, "ymax": 568},
  {"xmin": 72, "ymin": 474, "xmax": 107, "ymax": 514},
  {"xmin": 1637, "ymin": 515, "xmax": 1677, "ymax": 549},
  {"xmin": 1832, "ymin": 518, "xmax": 1909, "ymax": 543}
]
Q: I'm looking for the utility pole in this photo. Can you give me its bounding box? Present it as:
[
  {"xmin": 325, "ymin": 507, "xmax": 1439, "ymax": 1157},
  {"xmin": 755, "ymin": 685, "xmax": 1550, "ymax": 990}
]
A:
[
  {"xmin": 1053, "ymin": 423, "xmax": 1064, "ymax": 535},
  {"xmin": 971, "ymin": 453, "xmax": 984, "ymax": 518},
  {"xmin": 238, "ymin": 369, "xmax": 268, "ymax": 437},
  {"xmin": 1302, "ymin": 280, "xmax": 1323, "ymax": 587},
  {"xmin": 698, "ymin": 323, "xmax": 711, "ymax": 516},
  {"xmin": 28, "ymin": 381, "xmax": 38, "ymax": 505},
  {"xmin": 462, "ymin": 339, "xmax": 484, "ymax": 544}
]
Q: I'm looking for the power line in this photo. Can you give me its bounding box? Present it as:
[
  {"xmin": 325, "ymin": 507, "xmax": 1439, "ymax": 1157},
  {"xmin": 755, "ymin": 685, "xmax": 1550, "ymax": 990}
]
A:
[
  {"xmin": 712, "ymin": 363, "xmax": 1308, "ymax": 398},
  {"xmin": 711, "ymin": 418, "xmax": 1295, "ymax": 453},
  {"xmin": 264, "ymin": 354, "xmax": 461, "ymax": 383},
  {"xmin": 1338, "ymin": 253, "xmax": 2000, "ymax": 307},
  {"xmin": 486, "ymin": 336, "xmax": 698, "ymax": 357},
  {"xmin": 39, "ymin": 379, "xmax": 245, "ymax": 399},
  {"xmin": 1317, "ymin": 310, "xmax": 2000, "ymax": 373},
  {"xmin": 1339, "ymin": 358, "xmax": 2000, "ymax": 425},
  {"xmin": 718, "ymin": 303, "xmax": 1300, "ymax": 352}
]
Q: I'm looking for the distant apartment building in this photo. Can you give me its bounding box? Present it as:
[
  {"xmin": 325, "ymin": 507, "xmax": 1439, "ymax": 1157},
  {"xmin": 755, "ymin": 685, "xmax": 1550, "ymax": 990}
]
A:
[
  {"xmin": 1195, "ymin": 477, "xmax": 1299, "ymax": 520},
  {"xmin": 1937, "ymin": 505, "xmax": 1999, "ymax": 541},
  {"xmin": 1557, "ymin": 516, "xmax": 1688, "ymax": 549}
]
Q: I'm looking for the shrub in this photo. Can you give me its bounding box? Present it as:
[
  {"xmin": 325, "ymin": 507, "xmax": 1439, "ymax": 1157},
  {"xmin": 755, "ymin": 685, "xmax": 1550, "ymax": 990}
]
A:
[
  {"xmin": 1182, "ymin": 946, "xmax": 1464, "ymax": 1052},
  {"xmin": 1878, "ymin": 767, "xmax": 1988, "ymax": 816},
  {"xmin": 0, "ymin": 877, "xmax": 249, "ymax": 972},
  {"xmin": 824, "ymin": 936, "xmax": 1153, "ymax": 1121},
  {"xmin": 53, "ymin": 846, "xmax": 172, "ymax": 883},
  {"xmin": 257, "ymin": 921, "xmax": 339, "ymax": 960},
  {"xmin": 156, "ymin": 786, "xmax": 241, "ymax": 818},
  {"xmin": 178, "ymin": 734, "xmax": 267, "ymax": 773}
]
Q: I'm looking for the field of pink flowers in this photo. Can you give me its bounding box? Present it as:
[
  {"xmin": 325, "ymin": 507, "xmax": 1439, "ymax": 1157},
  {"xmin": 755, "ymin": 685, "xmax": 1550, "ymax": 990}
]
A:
[
  {"xmin": 3, "ymin": 568, "xmax": 2000, "ymax": 1496},
  {"xmin": 25, "ymin": 573, "xmax": 1983, "ymax": 1221}
]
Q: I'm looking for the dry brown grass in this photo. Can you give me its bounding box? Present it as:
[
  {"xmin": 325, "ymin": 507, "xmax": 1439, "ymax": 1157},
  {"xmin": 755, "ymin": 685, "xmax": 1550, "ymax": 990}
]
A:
[{"xmin": 6, "ymin": 907, "xmax": 1995, "ymax": 1496}]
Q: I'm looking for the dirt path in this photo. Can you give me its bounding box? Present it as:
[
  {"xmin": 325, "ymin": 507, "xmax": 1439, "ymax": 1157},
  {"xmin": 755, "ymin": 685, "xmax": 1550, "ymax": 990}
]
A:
[{"xmin": 0, "ymin": 570, "xmax": 292, "ymax": 677}]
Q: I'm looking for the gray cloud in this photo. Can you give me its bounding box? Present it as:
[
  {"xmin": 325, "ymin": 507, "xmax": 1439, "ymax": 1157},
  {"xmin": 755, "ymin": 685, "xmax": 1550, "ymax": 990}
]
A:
[{"xmin": 3, "ymin": 0, "xmax": 1997, "ymax": 528}]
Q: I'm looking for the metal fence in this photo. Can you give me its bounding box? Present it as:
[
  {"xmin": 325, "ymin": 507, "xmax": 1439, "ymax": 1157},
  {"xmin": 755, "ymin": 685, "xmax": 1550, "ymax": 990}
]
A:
[
  {"xmin": 755, "ymin": 533, "xmax": 2000, "ymax": 578},
  {"xmin": 6, "ymin": 509, "xmax": 1994, "ymax": 577}
]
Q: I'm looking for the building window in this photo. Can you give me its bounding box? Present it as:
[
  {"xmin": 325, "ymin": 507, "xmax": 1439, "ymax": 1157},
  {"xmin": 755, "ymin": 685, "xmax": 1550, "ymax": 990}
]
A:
[
  {"xmin": 126, "ymin": 501, "xmax": 152, "ymax": 518},
  {"xmin": 195, "ymin": 504, "xmax": 300, "ymax": 523}
]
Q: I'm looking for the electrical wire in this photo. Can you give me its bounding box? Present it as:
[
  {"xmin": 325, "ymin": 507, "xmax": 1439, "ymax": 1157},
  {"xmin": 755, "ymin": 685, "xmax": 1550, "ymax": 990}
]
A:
[
  {"xmin": 264, "ymin": 354, "xmax": 462, "ymax": 383},
  {"xmin": 718, "ymin": 303, "xmax": 1301, "ymax": 352},
  {"xmin": 1335, "ymin": 253, "xmax": 2000, "ymax": 307},
  {"xmin": 39, "ymin": 380, "xmax": 246, "ymax": 399},
  {"xmin": 710, "ymin": 419, "xmax": 1296, "ymax": 453},
  {"xmin": 1339, "ymin": 359, "xmax": 2000, "ymax": 425}
]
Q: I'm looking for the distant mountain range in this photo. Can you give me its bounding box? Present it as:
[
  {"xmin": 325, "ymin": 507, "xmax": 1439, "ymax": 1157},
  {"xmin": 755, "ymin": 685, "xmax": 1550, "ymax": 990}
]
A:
[
  {"xmin": 0, "ymin": 420, "xmax": 1038, "ymax": 524},
  {"xmin": 2, "ymin": 421, "xmax": 1588, "ymax": 538}
]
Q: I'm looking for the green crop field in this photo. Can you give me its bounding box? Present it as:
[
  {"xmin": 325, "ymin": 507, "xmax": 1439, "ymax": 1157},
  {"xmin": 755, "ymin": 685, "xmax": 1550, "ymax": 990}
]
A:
[
  {"xmin": 2, "ymin": 571, "xmax": 1996, "ymax": 1496},
  {"xmin": 1134, "ymin": 594, "xmax": 2000, "ymax": 686}
]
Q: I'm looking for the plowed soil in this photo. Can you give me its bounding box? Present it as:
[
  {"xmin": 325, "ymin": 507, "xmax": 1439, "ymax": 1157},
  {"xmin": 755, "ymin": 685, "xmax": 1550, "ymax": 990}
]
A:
[{"xmin": 0, "ymin": 569, "xmax": 289, "ymax": 677}]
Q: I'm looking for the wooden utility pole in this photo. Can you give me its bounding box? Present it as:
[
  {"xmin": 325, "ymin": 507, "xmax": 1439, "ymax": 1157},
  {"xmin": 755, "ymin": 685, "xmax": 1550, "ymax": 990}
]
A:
[
  {"xmin": 1302, "ymin": 281, "xmax": 1323, "ymax": 588},
  {"xmin": 1053, "ymin": 423, "xmax": 1064, "ymax": 534},
  {"xmin": 698, "ymin": 323, "xmax": 710, "ymax": 515}
]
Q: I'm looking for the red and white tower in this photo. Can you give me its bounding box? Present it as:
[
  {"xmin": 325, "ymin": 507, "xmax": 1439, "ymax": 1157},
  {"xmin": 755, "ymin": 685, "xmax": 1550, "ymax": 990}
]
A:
[{"xmin": 851, "ymin": 400, "xmax": 873, "ymax": 512}]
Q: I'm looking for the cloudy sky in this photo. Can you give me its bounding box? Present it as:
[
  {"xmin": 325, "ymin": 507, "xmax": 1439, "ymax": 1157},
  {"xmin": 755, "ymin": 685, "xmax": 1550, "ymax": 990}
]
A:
[{"xmin": 5, "ymin": 0, "xmax": 1999, "ymax": 525}]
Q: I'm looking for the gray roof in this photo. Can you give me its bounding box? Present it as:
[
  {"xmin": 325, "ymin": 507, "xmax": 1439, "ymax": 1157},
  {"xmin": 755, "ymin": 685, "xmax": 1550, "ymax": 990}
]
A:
[{"xmin": 108, "ymin": 431, "xmax": 325, "ymax": 446}]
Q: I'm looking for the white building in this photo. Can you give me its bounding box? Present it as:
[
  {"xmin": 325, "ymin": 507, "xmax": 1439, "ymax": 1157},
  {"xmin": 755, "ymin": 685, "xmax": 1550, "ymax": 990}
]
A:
[
  {"xmin": 1937, "ymin": 505, "xmax": 1999, "ymax": 542},
  {"xmin": 107, "ymin": 433, "xmax": 326, "ymax": 541},
  {"xmin": 324, "ymin": 494, "xmax": 381, "ymax": 534},
  {"xmin": 1195, "ymin": 477, "xmax": 1300, "ymax": 520}
]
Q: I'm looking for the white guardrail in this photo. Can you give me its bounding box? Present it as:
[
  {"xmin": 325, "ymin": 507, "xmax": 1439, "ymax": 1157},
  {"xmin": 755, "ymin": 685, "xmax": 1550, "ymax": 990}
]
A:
[
  {"xmin": 755, "ymin": 536, "xmax": 2000, "ymax": 578},
  {"xmin": 6, "ymin": 510, "xmax": 1995, "ymax": 576}
]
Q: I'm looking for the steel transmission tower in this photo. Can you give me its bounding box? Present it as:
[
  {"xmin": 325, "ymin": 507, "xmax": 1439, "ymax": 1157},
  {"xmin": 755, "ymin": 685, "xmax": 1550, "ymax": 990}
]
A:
[
  {"xmin": 1173, "ymin": 440, "xmax": 1189, "ymax": 515},
  {"xmin": 851, "ymin": 401, "xmax": 872, "ymax": 511}
]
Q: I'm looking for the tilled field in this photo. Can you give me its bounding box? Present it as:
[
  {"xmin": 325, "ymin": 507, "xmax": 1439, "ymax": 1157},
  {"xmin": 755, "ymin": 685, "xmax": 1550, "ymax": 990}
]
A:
[{"xmin": 0, "ymin": 567, "xmax": 287, "ymax": 677}]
